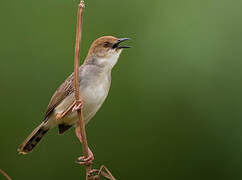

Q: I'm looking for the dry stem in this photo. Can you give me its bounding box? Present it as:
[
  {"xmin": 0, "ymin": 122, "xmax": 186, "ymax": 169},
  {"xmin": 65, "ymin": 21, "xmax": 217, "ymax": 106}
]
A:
[
  {"xmin": 73, "ymin": 0, "xmax": 92, "ymax": 179},
  {"xmin": 0, "ymin": 169, "xmax": 12, "ymax": 180},
  {"xmin": 73, "ymin": 1, "xmax": 116, "ymax": 179}
]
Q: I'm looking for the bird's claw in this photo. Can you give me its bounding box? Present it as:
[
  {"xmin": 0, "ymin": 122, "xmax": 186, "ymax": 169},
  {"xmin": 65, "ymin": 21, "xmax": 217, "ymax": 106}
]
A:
[
  {"xmin": 76, "ymin": 148, "xmax": 94, "ymax": 165},
  {"xmin": 72, "ymin": 100, "xmax": 83, "ymax": 112},
  {"xmin": 76, "ymin": 154, "xmax": 94, "ymax": 165}
]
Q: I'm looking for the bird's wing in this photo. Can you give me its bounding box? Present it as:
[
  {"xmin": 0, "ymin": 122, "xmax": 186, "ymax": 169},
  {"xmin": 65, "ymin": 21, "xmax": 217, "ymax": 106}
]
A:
[{"xmin": 44, "ymin": 67, "xmax": 83, "ymax": 119}]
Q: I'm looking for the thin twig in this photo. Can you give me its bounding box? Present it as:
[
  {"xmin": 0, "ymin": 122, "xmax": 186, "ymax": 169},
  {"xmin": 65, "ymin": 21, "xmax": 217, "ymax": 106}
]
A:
[
  {"xmin": 73, "ymin": 1, "xmax": 117, "ymax": 180},
  {"xmin": 90, "ymin": 166, "xmax": 117, "ymax": 180},
  {"xmin": 0, "ymin": 169, "xmax": 12, "ymax": 180},
  {"xmin": 73, "ymin": 0, "xmax": 92, "ymax": 179}
]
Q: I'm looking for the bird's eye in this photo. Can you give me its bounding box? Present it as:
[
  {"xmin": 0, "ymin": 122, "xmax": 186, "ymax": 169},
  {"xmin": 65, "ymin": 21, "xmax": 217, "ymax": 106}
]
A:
[{"xmin": 104, "ymin": 42, "xmax": 110, "ymax": 47}]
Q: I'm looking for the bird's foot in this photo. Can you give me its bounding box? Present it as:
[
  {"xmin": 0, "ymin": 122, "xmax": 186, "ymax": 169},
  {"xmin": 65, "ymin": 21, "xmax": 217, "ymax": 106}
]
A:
[
  {"xmin": 72, "ymin": 100, "xmax": 83, "ymax": 112},
  {"xmin": 76, "ymin": 148, "xmax": 94, "ymax": 165},
  {"xmin": 55, "ymin": 113, "xmax": 62, "ymax": 120}
]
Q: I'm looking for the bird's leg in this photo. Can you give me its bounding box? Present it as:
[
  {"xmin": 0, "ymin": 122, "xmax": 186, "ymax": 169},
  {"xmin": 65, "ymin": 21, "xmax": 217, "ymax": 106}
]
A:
[
  {"xmin": 55, "ymin": 101, "xmax": 76, "ymax": 120},
  {"xmin": 55, "ymin": 99, "xmax": 83, "ymax": 120},
  {"xmin": 75, "ymin": 127, "xmax": 94, "ymax": 165},
  {"xmin": 72, "ymin": 99, "xmax": 83, "ymax": 112}
]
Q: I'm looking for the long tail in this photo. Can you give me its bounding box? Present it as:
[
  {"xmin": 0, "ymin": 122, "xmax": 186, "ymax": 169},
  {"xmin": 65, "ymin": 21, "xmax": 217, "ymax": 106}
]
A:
[{"xmin": 18, "ymin": 122, "xmax": 49, "ymax": 154}]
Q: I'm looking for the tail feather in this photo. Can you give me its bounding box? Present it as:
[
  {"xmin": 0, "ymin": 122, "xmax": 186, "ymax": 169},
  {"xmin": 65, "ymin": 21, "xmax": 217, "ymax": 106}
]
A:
[{"xmin": 18, "ymin": 122, "xmax": 49, "ymax": 154}]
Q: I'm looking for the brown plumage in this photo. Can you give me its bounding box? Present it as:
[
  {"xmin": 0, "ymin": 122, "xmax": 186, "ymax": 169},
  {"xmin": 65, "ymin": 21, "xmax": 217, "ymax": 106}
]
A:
[
  {"xmin": 18, "ymin": 122, "xmax": 48, "ymax": 154},
  {"xmin": 18, "ymin": 36, "xmax": 130, "ymax": 155},
  {"xmin": 18, "ymin": 70, "xmax": 80, "ymax": 154},
  {"xmin": 44, "ymin": 72, "xmax": 76, "ymax": 119}
]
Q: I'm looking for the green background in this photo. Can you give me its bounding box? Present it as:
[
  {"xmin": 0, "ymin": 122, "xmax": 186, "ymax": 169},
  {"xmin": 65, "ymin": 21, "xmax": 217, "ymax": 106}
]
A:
[{"xmin": 1, "ymin": 0, "xmax": 242, "ymax": 179}]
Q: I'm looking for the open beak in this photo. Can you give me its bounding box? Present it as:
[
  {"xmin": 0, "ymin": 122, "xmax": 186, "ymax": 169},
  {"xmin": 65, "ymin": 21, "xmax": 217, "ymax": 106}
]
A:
[{"xmin": 113, "ymin": 38, "xmax": 131, "ymax": 49}]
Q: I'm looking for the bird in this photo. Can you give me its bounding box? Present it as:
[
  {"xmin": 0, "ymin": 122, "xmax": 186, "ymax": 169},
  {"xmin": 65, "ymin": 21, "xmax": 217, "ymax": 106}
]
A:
[{"xmin": 18, "ymin": 36, "xmax": 130, "ymax": 165}]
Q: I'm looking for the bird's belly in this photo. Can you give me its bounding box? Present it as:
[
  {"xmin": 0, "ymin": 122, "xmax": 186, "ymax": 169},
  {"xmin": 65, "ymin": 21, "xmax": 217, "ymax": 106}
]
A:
[
  {"xmin": 81, "ymin": 83, "xmax": 109, "ymax": 122},
  {"xmin": 49, "ymin": 82, "xmax": 109, "ymax": 128}
]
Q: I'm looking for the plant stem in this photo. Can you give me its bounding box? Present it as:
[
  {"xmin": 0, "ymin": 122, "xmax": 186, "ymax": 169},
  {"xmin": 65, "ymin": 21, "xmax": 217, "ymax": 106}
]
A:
[
  {"xmin": 73, "ymin": 0, "xmax": 92, "ymax": 179},
  {"xmin": 0, "ymin": 169, "xmax": 12, "ymax": 180}
]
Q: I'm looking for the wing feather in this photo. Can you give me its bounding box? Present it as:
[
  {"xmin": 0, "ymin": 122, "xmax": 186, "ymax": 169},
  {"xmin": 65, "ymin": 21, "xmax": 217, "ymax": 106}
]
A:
[{"xmin": 44, "ymin": 67, "xmax": 83, "ymax": 119}]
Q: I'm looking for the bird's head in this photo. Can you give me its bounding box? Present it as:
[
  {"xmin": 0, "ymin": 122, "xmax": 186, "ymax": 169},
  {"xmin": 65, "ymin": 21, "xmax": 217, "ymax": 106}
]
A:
[{"xmin": 86, "ymin": 36, "xmax": 130, "ymax": 68}]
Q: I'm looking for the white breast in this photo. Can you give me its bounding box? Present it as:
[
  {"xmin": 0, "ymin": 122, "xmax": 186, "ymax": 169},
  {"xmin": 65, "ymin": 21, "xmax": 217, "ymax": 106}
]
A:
[
  {"xmin": 45, "ymin": 72, "xmax": 111, "ymax": 129},
  {"xmin": 81, "ymin": 76, "xmax": 110, "ymax": 122}
]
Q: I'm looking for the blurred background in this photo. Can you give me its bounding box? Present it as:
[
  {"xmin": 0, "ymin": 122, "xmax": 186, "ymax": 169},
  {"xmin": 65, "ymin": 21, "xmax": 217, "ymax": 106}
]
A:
[{"xmin": 1, "ymin": 0, "xmax": 242, "ymax": 179}]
